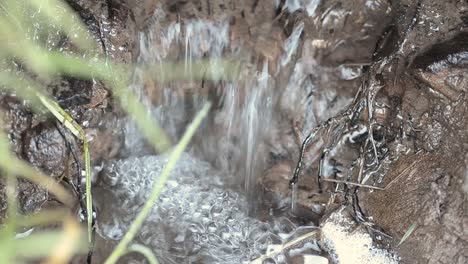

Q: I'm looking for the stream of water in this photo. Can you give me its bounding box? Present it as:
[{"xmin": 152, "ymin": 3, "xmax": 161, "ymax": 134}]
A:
[{"xmin": 92, "ymin": 4, "xmax": 392, "ymax": 264}]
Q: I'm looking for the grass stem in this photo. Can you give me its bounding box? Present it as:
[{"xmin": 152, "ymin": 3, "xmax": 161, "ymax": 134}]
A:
[{"xmin": 105, "ymin": 102, "xmax": 211, "ymax": 264}]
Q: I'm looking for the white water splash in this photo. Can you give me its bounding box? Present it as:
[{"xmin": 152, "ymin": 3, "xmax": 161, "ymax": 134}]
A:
[
  {"xmin": 280, "ymin": 22, "xmax": 305, "ymax": 68},
  {"xmin": 284, "ymin": 0, "xmax": 321, "ymax": 16},
  {"xmin": 95, "ymin": 153, "xmax": 319, "ymax": 263},
  {"xmin": 321, "ymin": 208, "xmax": 399, "ymax": 264}
]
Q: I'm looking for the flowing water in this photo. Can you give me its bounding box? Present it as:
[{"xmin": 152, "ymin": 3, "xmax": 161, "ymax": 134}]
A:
[{"xmin": 92, "ymin": 4, "xmax": 396, "ymax": 263}]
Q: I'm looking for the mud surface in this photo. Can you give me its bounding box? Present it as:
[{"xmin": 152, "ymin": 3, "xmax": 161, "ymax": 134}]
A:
[{"xmin": 1, "ymin": 0, "xmax": 467, "ymax": 263}]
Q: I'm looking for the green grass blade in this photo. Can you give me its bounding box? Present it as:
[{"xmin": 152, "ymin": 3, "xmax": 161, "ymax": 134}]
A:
[
  {"xmin": 111, "ymin": 78, "xmax": 173, "ymax": 151},
  {"xmin": 6, "ymin": 173, "xmax": 17, "ymax": 230},
  {"xmin": 142, "ymin": 57, "xmax": 241, "ymax": 81},
  {"xmin": 105, "ymin": 102, "xmax": 211, "ymax": 264},
  {"xmin": 2, "ymin": 0, "xmax": 26, "ymax": 31},
  {"xmin": 45, "ymin": 217, "xmax": 87, "ymax": 264},
  {"xmin": 27, "ymin": 0, "xmax": 97, "ymax": 51},
  {"xmin": 0, "ymin": 172, "xmax": 17, "ymax": 263},
  {"xmin": 35, "ymin": 93, "xmax": 94, "ymax": 244},
  {"xmin": 36, "ymin": 94, "xmax": 81, "ymax": 136},
  {"xmin": 0, "ymin": 72, "xmax": 45, "ymax": 111},
  {"xmin": 16, "ymin": 209, "xmax": 69, "ymax": 228},
  {"xmin": 9, "ymin": 229, "xmax": 87, "ymax": 260},
  {"xmin": 39, "ymin": 52, "xmax": 174, "ymax": 152},
  {"xmin": 398, "ymin": 223, "xmax": 417, "ymax": 246},
  {"xmin": 126, "ymin": 244, "xmax": 159, "ymax": 264},
  {"xmin": 84, "ymin": 138, "xmax": 92, "ymax": 242}
]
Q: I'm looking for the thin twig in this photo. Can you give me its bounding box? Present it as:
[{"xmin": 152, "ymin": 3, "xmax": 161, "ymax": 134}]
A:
[
  {"xmin": 290, "ymin": 127, "xmax": 320, "ymax": 186},
  {"xmin": 125, "ymin": 244, "xmax": 159, "ymax": 264},
  {"xmin": 55, "ymin": 123, "xmax": 87, "ymax": 214},
  {"xmin": 383, "ymin": 154, "xmax": 426, "ymax": 190},
  {"xmin": 321, "ymin": 178, "xmax": 384, "ymax": 190},
  {"xmin": 37, "ymin": 94, "xmax": 94, "ymax": 246},
  {"xmin": 249, "ymin": 231, "xmax": 318, "ymax": 264},
  {"xmin": 290, "ymin": 115, "xmax": 349, "ymax": 187}
]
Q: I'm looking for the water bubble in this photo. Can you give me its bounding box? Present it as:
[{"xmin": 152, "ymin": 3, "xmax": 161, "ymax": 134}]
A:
[{"xmin": 95, "ymin": 153, "xmax": 321, "ymax": 263}]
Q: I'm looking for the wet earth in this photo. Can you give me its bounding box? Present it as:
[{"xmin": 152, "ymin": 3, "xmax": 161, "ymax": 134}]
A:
[{"xmin": 1, "ymin": 0, "xmax": 467, "ymax": 263}]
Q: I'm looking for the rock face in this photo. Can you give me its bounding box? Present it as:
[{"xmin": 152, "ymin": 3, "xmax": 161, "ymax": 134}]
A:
[{"xmin": 22, "ymin": 124, "xmax": 68, "ymax": 178}]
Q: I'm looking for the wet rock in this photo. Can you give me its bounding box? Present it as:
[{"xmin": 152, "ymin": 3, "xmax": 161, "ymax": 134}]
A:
[
  {"xmin": 0, "ymin": 178, "xmax": 49, "ymax": 224},
  {"xmin": 16, "ymin": 179, "xmax": 49, "ymax": 216},
  {"xmin": 22, "ymin": 124, "xmax": 68, "ymax": 178},
  {"xmin": 0, "ymin": 96, "xmax": 34, "ymax": 156},
  {"xmin": 86, "ymin": 118, "xmax": 123, "ymax": 163},
  {"xmin": 412, "ymin": 33, "xmax": 468, "ymax": 102},
  {"xmin": 262, "ymin": 160, "xmax": 295, "ymax": 199},
  {"xmin": 65, "ymin": 0, "xmax": 137, "ymax": 61},
  {"xmin": 0, "ymin": 97, "xmax": 51, "ymax": 223},
  {"xmin": 260, "ymin": 158, "xmax": 327, "ymax": 219},
  {"xmin": 48, "ymin": 78, "xmax": 92, "ymax": 109},
  {"xmin": 253, "ymin": 26, "xmax": 285, "ymax": 73},
  {"xmin": 124, "ymin": 0, "xmax": 162, "ymax": 30},
  {"xmin": 306, "ymin": 0, "xmax": 393, "ymax": 66},
  {"xmin": 106, "ymin": 1, "xmax": 468, "ymax": 263}
]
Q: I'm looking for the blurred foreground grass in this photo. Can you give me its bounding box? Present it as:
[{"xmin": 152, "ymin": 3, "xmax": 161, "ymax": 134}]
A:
[{"xmin": 0, "ymin": 0, "xmax": 231, "ymax": 263}]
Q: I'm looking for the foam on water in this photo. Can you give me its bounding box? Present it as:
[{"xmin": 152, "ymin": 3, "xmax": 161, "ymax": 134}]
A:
[
  {"xmin": 321, "ymin": 208, "xmax": 399, "ymax": 264},
  {"xmin": 95, "ymin": 153, "xmax": 318, "ymax": 263}
]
